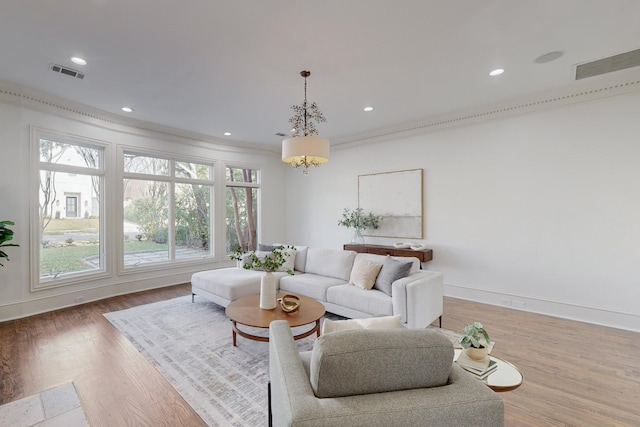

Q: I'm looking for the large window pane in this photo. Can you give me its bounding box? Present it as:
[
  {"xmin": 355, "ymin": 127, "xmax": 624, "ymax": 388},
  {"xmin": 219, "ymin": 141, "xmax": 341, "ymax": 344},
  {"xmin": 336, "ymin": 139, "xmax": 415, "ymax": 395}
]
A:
[
  {"xmin": 123, "ymin": 179, "xmax": 169, "ymax": 265},
  {"xmin": 37, "ymin": 137, "xmax": 104, "ymax": 284},
  {"xmin": 175, "ymin": 183, "xmax": 211, "ymax": 260},
  {"xmin": 226, "ymin": 166, "xmax": 259, "ymax": 253}
]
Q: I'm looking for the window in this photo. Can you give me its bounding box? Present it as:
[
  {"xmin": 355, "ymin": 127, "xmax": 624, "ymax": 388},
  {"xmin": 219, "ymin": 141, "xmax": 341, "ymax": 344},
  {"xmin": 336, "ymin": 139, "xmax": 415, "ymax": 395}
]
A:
[
  {"xmin": 226, "ymin": 165, "xmax": 259, "ymax": 253},
  {"xmin": 33, "ymin": 131, "xmax": 106, "ymax": 287},
  {"xmin": 123, "ymin": 152, "xmax": 213, "ymax": 268}
]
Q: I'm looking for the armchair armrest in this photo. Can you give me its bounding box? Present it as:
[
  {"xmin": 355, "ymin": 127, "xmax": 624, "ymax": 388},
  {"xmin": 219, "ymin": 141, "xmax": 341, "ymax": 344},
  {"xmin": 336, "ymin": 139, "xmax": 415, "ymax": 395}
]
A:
[{"xmin": 392, "ymin": 270, "xmax": 443, "ymax": 329}]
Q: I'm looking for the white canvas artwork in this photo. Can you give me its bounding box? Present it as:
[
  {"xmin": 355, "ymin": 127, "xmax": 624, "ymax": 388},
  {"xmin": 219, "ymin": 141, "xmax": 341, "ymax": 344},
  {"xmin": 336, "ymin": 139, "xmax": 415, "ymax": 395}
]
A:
[{"xmin": 358, "ymin": 169, "xmax": 423, "ymax": 239}]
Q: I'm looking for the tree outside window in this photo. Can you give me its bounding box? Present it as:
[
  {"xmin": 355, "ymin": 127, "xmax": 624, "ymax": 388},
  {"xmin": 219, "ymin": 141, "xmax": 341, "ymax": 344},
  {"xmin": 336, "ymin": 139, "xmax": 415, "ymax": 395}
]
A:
[
  {"xmin": 226, "ymin": 166, "xmax": 259, "ymax": 253},
  {"xmin": 123, "ymin": 153, "xmax": 213, "ymax": 267}
]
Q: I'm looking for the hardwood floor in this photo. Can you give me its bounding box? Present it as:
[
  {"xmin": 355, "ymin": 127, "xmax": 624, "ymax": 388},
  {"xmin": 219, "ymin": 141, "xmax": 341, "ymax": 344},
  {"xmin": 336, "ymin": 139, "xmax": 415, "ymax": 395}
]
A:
[{"xmin": 1, "ymin": 284, "xmax": 639, "ymax": 426}]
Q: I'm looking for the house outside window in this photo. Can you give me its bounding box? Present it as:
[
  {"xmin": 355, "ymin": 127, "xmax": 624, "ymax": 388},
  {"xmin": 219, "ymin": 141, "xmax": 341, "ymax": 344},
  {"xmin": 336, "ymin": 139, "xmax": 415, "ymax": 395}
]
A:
[{"xmin": 32, "ymin": 129, "xmax": 106, "ymax": 288}]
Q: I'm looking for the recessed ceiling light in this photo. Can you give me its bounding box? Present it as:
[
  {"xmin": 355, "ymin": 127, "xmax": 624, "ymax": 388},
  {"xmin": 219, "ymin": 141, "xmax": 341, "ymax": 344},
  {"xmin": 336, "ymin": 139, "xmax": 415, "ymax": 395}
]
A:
[
  {"xmin": 489, "ymin": 68, "xmax": 504, "ymax": 77},
  {"xmin": 363, "ymin": 106, "xmax": 374, "ymax": 112},
  {"xmin": 121, "ymin": 107, "xmax": 133, "ymax": 113},
  {"xmin": 534, "ymin": 51, "xmax": 564, "ymax": 64},
  {"xmin": 71, "ymin": 57, "xmax": 87, "ymax": 66},
  {"xmin": 223, "ymin": 132, "xmax": 231, "ymax": 136}
]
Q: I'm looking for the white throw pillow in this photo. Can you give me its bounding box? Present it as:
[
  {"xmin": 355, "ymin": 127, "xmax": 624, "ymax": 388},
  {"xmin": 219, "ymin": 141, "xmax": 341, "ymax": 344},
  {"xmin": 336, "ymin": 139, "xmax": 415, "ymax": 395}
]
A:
[
  {"xmin": 348, "ymin": 259, "xmax": 383, "ymax": 290},
  {"xmin": 277, "ymin": 248, "xmax": 297, "ymax": 272},
  {"xmin": 321, "ymin": 315, "xmax": 402, "ymax": 334}
]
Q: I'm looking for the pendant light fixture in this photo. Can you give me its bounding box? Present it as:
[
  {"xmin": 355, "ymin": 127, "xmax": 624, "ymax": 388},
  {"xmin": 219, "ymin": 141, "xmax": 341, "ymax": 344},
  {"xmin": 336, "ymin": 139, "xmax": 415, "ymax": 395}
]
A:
[{"xmin": 281, "ymin": 70, "xmax": 330, "ymax": 175}]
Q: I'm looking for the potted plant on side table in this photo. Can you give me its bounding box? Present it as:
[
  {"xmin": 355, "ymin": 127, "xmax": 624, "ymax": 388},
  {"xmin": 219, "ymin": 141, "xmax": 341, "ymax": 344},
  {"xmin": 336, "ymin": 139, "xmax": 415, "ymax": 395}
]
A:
[
  {"xmin": 338, "ymin": 208, "xmax": 381, "ymax": 245},
  {"xmin": 458, "ymin": 322, "xmax": 492, "ymax": 361},
  {"xmin": 230, "ymin": 245, "xmax": 295, "ymax": 309}
]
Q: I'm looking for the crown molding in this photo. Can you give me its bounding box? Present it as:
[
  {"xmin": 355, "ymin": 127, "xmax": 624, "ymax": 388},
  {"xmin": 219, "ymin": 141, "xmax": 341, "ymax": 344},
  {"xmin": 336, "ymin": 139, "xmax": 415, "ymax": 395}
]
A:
[
  {"xmin": 0, "ymin": 79, "xmax": 276, "ymax": 156},
  {"xmin": 3, "ymin": 71, "xmax": 640, "ymax": 155},
  {"xmin": 332, "ymin": 71, "xmax": 640, "ymax": 150}
]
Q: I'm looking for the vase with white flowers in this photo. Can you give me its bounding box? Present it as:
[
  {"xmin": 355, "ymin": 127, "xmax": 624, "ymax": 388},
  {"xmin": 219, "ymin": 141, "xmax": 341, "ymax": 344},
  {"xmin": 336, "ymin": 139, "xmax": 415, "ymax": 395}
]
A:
[{"xmin": 338, "ymin": 208, "xmax": 381, "ymax": 245}]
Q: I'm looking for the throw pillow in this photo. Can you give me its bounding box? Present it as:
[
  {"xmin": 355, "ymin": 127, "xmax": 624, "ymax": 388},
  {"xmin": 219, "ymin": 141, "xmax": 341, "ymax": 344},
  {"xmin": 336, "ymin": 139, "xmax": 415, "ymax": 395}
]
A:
[
  {"xmin": 374, "ymin": 256, "xmax": 413, "ymax": 296},
  {"xmin": 277, "ymin": 248, "xmax": 297, "ymax": 272},
  {"xmin": 348, "ymin": 259, "xmax": 383, "ymax": 290},
  {"xmin": 321, "ymin": 315, "xmax": 402, "ymax": 334}
]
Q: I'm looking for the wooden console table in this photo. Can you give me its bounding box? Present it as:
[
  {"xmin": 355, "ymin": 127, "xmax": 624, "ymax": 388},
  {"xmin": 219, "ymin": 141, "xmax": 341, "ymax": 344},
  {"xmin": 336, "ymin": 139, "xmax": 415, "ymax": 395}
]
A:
[{"xmin": 343, "ymin": 244, "xmax": 433, "ymax": 262}]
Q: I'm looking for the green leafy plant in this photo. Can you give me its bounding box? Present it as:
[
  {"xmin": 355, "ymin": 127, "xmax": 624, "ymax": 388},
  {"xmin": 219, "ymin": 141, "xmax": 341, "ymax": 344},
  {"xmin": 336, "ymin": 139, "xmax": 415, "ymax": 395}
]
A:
[
  {"xmin": 337, "ymin": 208, "xmax": 381, "ymax": 231},
  {"xmin": 0, "ymin": 220, "xmax": 19, "ymax": 266},
  {"xmin": 230, "ymin": 245, "xmax": 295, "ymax": 274},
  {"xmin": 458, "ymin": 322, "xmax": 491, "ymax": 349}
]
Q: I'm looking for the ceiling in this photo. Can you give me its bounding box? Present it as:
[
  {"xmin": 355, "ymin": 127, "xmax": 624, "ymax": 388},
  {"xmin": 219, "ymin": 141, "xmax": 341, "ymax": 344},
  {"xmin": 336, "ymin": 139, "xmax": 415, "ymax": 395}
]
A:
[{"xmin": 2, "ymin": 0, "xmax": 640, "ymax": 149}]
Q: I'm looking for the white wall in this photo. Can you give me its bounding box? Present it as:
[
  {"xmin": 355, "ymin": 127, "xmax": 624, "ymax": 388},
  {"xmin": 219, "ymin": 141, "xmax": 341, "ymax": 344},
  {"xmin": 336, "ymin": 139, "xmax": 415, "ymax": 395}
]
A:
[
  {"xmin": 285, "ymin": 91, "xmax": 640, "ymax": 331},
  {"xmin": 0, "ymin": 91, "xmax": 288, "ymax": 320}
]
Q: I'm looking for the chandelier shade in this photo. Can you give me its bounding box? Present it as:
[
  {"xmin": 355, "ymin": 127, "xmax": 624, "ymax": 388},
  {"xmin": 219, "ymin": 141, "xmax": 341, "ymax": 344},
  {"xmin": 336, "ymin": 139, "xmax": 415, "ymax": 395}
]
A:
[
  {"xmin": 282, "ymin": 136, "xmax": 330, "ymax": 165},
  {"xmin": 282, "ymin": 70, "xmax": 329, "ymax": 175}
]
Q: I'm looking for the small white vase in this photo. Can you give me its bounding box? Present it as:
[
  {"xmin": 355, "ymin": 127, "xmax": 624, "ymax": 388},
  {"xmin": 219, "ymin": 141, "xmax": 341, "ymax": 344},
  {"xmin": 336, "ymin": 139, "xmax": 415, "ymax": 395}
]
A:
[{"xmin": 260, "ymin": 272, "xmax": 277, "ymax": 310}]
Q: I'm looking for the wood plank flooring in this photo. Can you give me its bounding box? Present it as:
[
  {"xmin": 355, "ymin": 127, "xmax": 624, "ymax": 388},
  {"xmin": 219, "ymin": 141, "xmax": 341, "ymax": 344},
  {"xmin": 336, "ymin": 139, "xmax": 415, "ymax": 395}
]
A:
[{"xmin": 1, "ymin": 283, "xmax": 639, "ymax": 426}]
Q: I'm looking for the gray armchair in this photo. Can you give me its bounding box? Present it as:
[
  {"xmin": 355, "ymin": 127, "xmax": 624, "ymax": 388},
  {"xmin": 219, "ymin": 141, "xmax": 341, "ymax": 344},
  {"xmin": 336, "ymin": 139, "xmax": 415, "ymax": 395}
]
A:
[{"xmin": 269, "ymin": 320, "xmax": 503, "ymax": 427}]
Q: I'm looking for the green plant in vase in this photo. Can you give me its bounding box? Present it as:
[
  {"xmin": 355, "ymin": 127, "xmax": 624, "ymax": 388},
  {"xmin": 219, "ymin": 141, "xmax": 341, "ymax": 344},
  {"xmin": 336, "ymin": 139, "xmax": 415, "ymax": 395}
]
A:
[
  {"xmin": 230, "ymin": 245, "xmax": 295, "ymax": 274},
  {"xmin": 338, "ymin": 208, "xmax": 381, "ymax": 245},
  {"xmin": 458, "ymin": 322, "xmax": 492, "ymax": 361},
  {"xmin": 0, "ymin": 220, "xmax": 19, "ymax": 267}
]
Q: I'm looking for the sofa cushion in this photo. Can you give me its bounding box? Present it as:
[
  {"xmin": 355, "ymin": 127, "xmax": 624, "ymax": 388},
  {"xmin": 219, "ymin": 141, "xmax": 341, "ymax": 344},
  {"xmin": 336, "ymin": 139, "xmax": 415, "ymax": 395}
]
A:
[
  {"xmin": 321, "ymin": 315, "xmax": 401, "ymax": 334},
  {"xmin": 305, "ymin": 248, "xmax": 356, "ymax": 281},
  {"xmin": 191, "ymin": 268, "xmax": 266, "ymax": 300},
  {"xmin": 326, "ymin": 284, "xmax": 392, "ymax": 316},
  {"xmin": 374, "ymin": 255, "xmax": 413, "ymax": 296},
  {"xmin": 279, "ymin": 273, "xmax": 346, "ymax": 302},
  {"xmin": 292, "ymin": 245, "xmax": 308, "ymax": 272},
  {"xmin": 348, "ymin": 259, "xmax": 383, "ymax": 290},
  {"xmin": 354, "ymin": 253, "xmax": 421, "ymax": 275},
  {"xmin": 310, "ymin": 328, "xmax": 453, "ymax": 398}
]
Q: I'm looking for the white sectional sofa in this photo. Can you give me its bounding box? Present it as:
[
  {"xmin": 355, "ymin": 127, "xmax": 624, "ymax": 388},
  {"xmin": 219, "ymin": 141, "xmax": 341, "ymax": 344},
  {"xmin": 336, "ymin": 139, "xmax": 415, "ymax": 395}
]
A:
[{"xmin": 191, "ymin": 246, "xmax": 443, "ymax": 329}]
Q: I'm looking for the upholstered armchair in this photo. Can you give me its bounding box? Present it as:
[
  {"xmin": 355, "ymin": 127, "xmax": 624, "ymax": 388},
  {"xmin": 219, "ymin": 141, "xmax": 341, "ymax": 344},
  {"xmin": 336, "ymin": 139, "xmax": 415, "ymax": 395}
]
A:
[{"xmin": 268, "ymin": 320, "xmax": 503, "ymax": 426}]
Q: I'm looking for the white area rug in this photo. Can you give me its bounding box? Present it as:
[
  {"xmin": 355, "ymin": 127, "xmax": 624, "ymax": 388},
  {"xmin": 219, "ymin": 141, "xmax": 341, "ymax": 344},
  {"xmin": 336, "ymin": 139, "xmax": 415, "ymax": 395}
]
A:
[
  {"xmin": 104, "ymin": 296, "xmax": 461, "ymax": 426},
  {"xmin": 104, "ymin": 296, "xmax": 322, "ymax": 427}
]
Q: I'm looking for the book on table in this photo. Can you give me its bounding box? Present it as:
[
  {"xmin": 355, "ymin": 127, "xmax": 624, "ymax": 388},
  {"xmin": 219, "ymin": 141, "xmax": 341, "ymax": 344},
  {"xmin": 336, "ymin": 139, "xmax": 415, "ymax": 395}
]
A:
[{"xmin": 455, "ymin": 351, "xmax": 498, "ymax": 379}]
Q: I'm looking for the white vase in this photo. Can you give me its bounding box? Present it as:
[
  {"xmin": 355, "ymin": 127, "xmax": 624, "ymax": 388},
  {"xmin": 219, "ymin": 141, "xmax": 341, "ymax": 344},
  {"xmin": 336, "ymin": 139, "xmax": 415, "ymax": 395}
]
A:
[{"xmin": 260, "ymin": 272, "xmax": 277, "ymax": 310}]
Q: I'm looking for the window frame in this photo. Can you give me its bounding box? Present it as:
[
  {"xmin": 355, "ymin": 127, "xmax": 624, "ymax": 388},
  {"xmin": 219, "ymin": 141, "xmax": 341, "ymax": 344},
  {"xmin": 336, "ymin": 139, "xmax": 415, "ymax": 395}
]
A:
[
  {"xmin": 224, "ymin": 162, "xmax": 261, "ymax": 255},
  {"xmin": 118, "ymin": 146, "xmax": 216, "ymax": 274},
  {"xmin": 30, "ymin": 126, "xmax": 110, "ymax": 290}
]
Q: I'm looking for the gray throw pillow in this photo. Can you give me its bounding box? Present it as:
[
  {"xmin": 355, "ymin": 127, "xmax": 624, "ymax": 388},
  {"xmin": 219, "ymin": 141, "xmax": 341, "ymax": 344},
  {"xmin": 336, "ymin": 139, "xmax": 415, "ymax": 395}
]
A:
[
  {"xmin": 258, "ymin": 243, "xmax": 282, "ymax": 251},
  {"xmin": 374, "ymin": 255, "xmax": 413, "ymax": 296}
]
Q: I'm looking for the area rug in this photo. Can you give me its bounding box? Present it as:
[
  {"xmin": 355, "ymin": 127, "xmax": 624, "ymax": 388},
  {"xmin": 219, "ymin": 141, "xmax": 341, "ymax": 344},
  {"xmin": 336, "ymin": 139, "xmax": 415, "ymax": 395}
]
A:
[
  {"xmin": 104, "ymin": 296, "xmax": 324, "ymax": 426},
  {"xmin": 104, "ymin": 296, "xmax": 461, "ymax": 427}
]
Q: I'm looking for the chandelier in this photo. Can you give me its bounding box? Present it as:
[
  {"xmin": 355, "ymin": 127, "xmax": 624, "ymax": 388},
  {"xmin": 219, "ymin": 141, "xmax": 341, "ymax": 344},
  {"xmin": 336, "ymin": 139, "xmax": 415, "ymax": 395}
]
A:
[{"xmin": 281, "ymin": 70, "xmax": 330, "ymax": 175}]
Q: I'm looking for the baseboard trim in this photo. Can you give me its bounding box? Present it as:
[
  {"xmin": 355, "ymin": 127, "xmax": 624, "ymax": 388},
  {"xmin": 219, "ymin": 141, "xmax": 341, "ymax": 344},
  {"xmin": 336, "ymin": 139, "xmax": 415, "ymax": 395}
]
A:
[{"xmin": 444, "ymin": 284, "xmax": 640, "ymax": 333}]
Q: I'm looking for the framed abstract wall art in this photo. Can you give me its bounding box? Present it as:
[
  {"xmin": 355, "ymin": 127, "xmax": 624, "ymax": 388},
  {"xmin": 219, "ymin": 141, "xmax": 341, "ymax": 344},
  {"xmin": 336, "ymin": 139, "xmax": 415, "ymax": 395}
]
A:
[{"xmin": 358, "ymin": 168, "xmax": 423, "ymax": 239}]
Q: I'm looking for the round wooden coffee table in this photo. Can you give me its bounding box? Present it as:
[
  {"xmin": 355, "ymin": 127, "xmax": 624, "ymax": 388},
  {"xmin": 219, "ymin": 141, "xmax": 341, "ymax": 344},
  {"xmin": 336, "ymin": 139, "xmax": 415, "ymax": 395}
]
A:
[{"xmin": 225, "ymin": 293, "xmax": 326, "ymax": 346}]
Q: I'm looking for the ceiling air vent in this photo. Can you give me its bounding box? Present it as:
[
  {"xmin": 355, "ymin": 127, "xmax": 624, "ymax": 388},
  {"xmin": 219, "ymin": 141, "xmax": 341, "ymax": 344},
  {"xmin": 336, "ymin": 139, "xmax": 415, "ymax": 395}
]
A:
[
  {"xmin": 49, "ymin": 63, "xmax": 85, "ymax": 80},
  {"xmin": 575, "ymin": 48, "xmax": 640, "ymax": 80}
]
